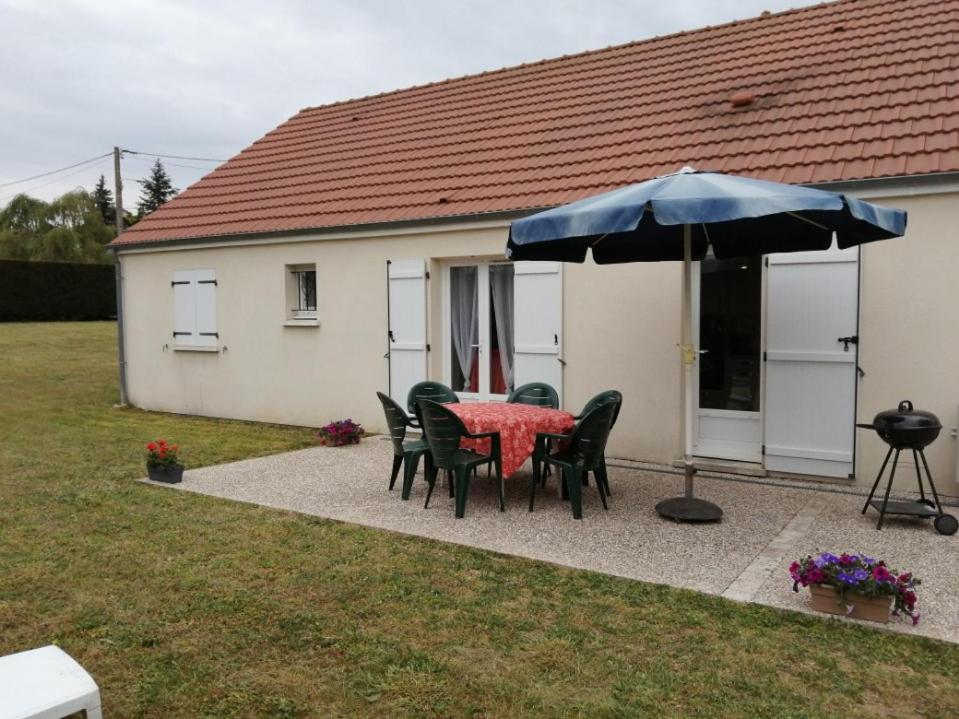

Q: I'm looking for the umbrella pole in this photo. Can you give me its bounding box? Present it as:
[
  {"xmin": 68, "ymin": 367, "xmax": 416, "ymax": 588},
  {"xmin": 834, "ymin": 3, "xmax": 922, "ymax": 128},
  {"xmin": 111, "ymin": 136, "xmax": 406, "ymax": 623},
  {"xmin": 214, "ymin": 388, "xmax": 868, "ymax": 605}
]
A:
[
  {"xmin": 655, "ymin": 223, "xmax": 723, "ymax": 522},
  {"xmin": 681, "ymin": 223, "xmax": 695, "ymax": 498}
]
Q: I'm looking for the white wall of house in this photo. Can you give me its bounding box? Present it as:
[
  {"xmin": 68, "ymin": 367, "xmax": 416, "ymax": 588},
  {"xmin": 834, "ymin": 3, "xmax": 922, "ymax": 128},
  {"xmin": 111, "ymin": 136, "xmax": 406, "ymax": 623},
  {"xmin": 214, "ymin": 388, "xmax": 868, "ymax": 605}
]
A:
[{"xmin": 118, "ymin": 189, "xmax": 959, "ymax": 493}]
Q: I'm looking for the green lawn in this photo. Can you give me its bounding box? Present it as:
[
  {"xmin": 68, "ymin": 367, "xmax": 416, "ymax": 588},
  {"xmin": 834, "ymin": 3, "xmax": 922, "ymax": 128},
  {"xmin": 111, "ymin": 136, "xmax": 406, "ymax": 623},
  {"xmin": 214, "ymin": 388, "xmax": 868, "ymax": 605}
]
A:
[{"xmin": 1, "ymin": 322, "xmax": 957, "ymax": 718}]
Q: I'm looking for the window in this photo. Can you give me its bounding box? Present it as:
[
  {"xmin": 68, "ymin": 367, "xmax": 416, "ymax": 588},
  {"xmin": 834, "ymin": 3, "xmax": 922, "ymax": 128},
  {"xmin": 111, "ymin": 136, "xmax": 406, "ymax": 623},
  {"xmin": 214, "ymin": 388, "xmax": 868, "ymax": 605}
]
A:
[
  {"xmin": 172, "ymin": 269, "xmax": 218, "ymax": 347},
  {"xmin": 447, "ymin": 262, "xmax": 514, "ymax": 398},
  {"xmin": 286, "ymin": 264, "xmax": 317, "ymax": 321}
]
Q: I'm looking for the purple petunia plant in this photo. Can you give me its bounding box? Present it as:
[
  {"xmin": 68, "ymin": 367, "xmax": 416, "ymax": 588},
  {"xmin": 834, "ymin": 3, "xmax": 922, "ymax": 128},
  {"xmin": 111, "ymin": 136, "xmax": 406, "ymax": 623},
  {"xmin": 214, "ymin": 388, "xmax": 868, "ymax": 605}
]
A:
[
  {"xmin": 790, "ymin": 551, "xmax": 921, "ymax": 625},
  {"xmin": 316, "ymin": 419, "xmax": 363, "ymax": 447}
]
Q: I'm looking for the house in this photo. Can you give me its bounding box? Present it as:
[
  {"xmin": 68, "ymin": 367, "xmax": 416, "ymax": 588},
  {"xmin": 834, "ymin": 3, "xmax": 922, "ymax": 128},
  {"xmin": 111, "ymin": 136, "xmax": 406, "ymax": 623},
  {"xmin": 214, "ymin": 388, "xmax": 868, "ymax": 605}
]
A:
[{"xmin": 110, "ymin": 0, "xmax": 959, "ymax": 491}]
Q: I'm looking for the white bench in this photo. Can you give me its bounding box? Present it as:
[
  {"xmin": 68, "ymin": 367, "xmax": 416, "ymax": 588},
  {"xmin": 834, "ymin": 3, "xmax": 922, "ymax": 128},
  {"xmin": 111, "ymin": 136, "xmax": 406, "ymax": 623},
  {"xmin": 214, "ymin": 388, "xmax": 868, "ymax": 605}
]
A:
[{"xmin": 0, "ymin": 645, "xmax": 102, "ymax": 719}]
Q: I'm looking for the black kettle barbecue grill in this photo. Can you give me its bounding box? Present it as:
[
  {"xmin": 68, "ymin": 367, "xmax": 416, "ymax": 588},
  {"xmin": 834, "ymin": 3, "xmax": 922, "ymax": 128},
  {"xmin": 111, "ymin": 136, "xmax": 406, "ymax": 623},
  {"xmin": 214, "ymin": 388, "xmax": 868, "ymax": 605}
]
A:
[{"xmin": 858, "ymin": 400, "xmax": 958, "ymax": 535}]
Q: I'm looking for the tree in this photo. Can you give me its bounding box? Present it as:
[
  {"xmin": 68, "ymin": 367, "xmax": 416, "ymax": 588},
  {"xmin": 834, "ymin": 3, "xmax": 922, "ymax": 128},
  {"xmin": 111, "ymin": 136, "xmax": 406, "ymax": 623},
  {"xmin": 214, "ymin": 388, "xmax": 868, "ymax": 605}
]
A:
[
  {"xmin": 92, "ymin": 174, "xmax": 115, "ymax": 226},
  {"xmin": 0, "ymin": 190, "xmax": 113, "ymax": 264},
  {"xmin": 136, "ymin": 159, "xmax": 178, "ymax": 216}
]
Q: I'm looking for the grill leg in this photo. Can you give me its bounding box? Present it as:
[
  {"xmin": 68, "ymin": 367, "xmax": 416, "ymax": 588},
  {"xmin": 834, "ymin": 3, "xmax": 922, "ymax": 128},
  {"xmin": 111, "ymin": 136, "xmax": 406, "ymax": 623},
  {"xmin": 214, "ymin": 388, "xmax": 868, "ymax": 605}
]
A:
[
  {"xmin": 912, "ymin": 449, "xmax": 927, "ymax": 503},
  {"xmin": 918, "ymin": 449, "xmax": 944, "ymax": 514},
  {"xmin": 862, "ymin": 446, "xmax": 893, "ymax": 514},
  {"xmin": 876, "ymin": 449, "xmax": 901, "ymax": 530}
]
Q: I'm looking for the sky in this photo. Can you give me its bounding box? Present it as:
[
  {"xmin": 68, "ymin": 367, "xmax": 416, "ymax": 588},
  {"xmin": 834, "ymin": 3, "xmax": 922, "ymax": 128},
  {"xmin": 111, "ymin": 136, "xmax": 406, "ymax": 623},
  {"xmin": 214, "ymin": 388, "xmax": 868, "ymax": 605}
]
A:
[{"xmin": 0, "ymin": 0, "xmax": 810, "ymax": 208}]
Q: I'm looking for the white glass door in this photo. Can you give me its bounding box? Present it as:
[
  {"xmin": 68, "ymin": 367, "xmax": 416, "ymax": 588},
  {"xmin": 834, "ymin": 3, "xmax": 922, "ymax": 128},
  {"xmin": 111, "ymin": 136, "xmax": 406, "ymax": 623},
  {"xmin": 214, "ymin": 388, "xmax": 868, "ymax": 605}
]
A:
[
  {"xmin": 692, "ymin": 254, "xmax": 763, "ymax": 462},
  {"xmin": 446, "ymin": 262, "xmax": 514, "ymax": 402}
]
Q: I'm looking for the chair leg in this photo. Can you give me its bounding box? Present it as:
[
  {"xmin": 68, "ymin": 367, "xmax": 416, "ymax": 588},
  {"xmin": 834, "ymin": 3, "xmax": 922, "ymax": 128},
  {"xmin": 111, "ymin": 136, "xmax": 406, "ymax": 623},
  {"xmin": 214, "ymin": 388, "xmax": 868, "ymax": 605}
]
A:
[
  {"xmin": 448, "ymin": 469, "xmax": 454, "ymax": 498},
  {"xmin": 401, "ymin": 453, "xmax": 421, "ymax": 500},
  {"xmin": 528, "ymin": 463, "xmax": 539, "ymax": 512},
  {"xmin": 495, "ymin": 461, "xmax": 505, "ymax": 512},
  {"xmin": 424, "ymin": 465, "xmax": 437, "ymax": 509},
  {"xmin": 566, "ymin": 467, "xmax": 584, "ymax": 519},
  {"xmin": 595, "ymin": 469, "xmax": 608, "ymax": 511},
  {"xmin": 454, "ymin": 466, "xmax": 470, "ymax": 519},
  {"xmin": 596, "ymin": 461, "xmax": 611, "ymax": 499},
  {"xmin": 388, "ymin": 455, "xmax": 403, "ymax": 491}
]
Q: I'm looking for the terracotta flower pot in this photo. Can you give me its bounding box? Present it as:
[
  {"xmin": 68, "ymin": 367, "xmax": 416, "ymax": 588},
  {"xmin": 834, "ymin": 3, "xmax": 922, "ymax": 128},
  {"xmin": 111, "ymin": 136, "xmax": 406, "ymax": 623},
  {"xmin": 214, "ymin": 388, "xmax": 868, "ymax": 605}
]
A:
[
  {"xmin": 808, "ymin": 584, "xmax": 892, "ymax": 623},
  {"xmin": 147, "ymin": 463, "xmax": 184, "ymax": 484}
]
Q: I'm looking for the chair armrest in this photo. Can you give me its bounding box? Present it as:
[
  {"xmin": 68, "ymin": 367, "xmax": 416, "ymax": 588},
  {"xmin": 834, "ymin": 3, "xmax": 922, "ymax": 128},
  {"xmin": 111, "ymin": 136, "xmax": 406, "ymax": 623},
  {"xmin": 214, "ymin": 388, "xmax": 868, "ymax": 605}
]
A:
[
  {"xmin": 467, "ymin": 430, "xmax": 500, "ymax": 441},
  {"xmin": 536, "ymin": 431, "xmax": 570, "ymax": 442}
]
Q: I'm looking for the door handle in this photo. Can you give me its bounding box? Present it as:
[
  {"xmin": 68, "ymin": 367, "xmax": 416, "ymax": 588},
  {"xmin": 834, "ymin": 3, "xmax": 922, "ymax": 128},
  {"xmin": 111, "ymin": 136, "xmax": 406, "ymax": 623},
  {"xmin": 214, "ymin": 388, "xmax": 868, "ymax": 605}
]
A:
[{"xmin": 837, "ymin": 335, "xmax": 858, "ymax": 352}]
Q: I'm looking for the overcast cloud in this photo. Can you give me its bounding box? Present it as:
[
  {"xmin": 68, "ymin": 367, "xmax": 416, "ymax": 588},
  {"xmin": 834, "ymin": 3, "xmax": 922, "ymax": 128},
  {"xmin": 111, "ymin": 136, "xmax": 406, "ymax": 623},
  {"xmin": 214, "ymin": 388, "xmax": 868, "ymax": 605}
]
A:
[{"xmin": 1, "ymin": 0, "xmax": 806, "ymax": 206}]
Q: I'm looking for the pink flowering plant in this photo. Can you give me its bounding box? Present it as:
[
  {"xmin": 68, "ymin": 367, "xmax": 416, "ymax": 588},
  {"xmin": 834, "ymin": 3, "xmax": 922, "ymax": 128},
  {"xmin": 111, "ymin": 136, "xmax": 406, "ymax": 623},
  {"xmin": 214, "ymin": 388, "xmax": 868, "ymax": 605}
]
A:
[
  {"xmin": 790, "ymin": 551, "xmax": 921, "ymax": 624},
  {"xmin": 316, "ymin": 419, "xmax": 363, "ymax": 446}
]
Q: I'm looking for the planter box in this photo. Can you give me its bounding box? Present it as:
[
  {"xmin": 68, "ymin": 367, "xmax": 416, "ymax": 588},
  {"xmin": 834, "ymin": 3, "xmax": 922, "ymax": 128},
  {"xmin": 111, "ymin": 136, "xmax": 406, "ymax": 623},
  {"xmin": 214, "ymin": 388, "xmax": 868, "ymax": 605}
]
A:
[
  {"xmin": 147, "ymin": 464, "xmax": 184, "ymax": 484},
  {"xmin": 808, "ymin": 584, "xmax": 892, "ymax": 623}
]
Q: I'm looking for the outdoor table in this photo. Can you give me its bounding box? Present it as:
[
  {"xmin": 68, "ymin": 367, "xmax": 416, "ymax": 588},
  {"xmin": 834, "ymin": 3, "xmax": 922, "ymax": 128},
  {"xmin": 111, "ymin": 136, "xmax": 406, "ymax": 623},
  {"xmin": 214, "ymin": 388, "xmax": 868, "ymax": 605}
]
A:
[{"xmin": 448, "ymin": 402, "xmax": 575, "ymax": 478}]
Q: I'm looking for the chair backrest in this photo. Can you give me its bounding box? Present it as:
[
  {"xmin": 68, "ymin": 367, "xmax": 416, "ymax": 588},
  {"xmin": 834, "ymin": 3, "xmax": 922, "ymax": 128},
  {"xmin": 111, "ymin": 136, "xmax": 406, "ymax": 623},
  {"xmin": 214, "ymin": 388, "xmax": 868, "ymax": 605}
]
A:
[
  {"xmin": 376, "ymin": 392, "xmax": 412, "ymax": 455},
  {"xmin": 506, "ymin": 382, "xmax": 559, "ymax": 409},
  {"xmin": 568, "ymin": 400, "xmax": 618, "ymax": 470},
  {"xmin": 580, "ymin": 390, "xmax": 623, "ymax": 427},
  {"xmin": 407, "ymin": 381, "xmax": 459, "ymax": 417},
  {"xmin": 417, "ymin": 399, "xmax": 470, "ymax": 470}
]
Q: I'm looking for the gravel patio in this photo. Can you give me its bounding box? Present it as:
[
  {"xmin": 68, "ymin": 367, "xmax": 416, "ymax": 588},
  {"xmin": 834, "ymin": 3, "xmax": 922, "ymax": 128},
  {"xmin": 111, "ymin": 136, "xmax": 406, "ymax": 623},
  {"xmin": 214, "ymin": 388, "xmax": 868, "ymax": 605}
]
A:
[{"xmin": 146, "ymin": 437, "xmax": 959, "ymax": 644}]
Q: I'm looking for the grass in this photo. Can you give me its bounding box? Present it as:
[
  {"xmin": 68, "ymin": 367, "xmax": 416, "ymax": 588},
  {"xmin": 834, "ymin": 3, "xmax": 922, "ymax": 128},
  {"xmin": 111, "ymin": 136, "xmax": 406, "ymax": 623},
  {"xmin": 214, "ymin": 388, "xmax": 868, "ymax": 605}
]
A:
[{"xmin": 1, "ymin": 322, "xmax": 957, "ymax": 718}]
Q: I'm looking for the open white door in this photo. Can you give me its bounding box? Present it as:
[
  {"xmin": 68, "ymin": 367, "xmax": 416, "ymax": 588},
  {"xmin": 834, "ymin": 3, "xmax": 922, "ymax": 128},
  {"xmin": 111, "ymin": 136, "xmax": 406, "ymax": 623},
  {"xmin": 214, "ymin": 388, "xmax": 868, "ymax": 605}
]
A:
[
  {"xmin": 764, "ymin": 244, "xmax": 859, "ymax": 478},
  {"xmin": 512, "ymin": 261, "xmax": 563, "ymax": 406},
  {"xmin": 387, "ymin": 258, "xmax": 428, "ymax": 407}
]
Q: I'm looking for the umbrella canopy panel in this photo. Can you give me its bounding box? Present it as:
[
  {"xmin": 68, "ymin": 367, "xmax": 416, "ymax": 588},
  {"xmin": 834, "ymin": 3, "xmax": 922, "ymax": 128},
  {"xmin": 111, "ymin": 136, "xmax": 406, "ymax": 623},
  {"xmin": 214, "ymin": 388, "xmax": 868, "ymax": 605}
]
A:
[{"xmin": 507, "ymin": 168, "xmax": 907, "ymax": 263}]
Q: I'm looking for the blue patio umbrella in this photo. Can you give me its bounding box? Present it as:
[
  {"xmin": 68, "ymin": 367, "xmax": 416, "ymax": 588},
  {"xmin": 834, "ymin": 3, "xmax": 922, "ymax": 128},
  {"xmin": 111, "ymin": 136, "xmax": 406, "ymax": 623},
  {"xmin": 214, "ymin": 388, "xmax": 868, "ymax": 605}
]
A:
[{"xmin": 506, "ymin": 167, "xmax": 907, "ymax": 522}]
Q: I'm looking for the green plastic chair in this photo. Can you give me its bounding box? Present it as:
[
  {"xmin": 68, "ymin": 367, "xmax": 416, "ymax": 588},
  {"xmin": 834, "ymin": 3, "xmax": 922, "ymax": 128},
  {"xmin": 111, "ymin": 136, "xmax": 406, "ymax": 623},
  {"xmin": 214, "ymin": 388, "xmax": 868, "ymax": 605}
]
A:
[
  {"xmin": 575, "ymin": 390, "xmax": 623, "ymax": 426},
  {"xmin": 573, "ymin": 390, "xmax": 622, "ymax": 497},
  {"xmin": 376, "ymin": 392, "xmax": 431, "ymax": 500},
  {"xmin": 418, "ymin": 399, "xmax": 503, "ymax": 518},
  {"xmin": 407, "ymin": 381, "xmax": 459, "ymax": 427},
  {"xmin": 506, "ymin": 382, "xmax": 559, "ymax": 409},
  {"xmin": 530, "ymin": 400, "xmax": 618, "ymax": 519}
]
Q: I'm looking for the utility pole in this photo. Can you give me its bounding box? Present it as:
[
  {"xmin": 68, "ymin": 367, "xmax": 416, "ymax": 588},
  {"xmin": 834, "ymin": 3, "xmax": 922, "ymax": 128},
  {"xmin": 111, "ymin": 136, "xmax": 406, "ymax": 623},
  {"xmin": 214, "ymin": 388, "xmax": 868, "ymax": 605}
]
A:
[
  {"xmin": 113, "ymin": 146, "xmax": 124, "ymax": 235},
  {"xmin": 112, "ymin": 146, "xmax": 128, "ymax": 406}
]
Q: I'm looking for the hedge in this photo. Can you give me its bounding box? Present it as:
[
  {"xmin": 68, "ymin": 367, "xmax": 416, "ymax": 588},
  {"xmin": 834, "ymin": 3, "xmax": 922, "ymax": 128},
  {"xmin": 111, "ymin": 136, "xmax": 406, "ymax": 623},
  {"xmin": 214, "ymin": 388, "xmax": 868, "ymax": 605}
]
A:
[{"xmin": 0, "ymin": 259, "xmax": 116, "ymax": 321}]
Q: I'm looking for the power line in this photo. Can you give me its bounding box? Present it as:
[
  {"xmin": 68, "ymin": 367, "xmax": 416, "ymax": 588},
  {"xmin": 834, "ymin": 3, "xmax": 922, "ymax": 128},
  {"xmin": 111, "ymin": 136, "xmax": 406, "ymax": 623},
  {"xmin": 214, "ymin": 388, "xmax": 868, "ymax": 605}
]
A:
[
  {"xmin": 123, "ymin": 149, "xmax": 227, "ymax": 163},
  {"xmin": 124, "ymin": 155, "xmax": 219, "ymax": 172},
  {"xmin": 0, "ymin": 156, "xmax": 113, "ymax": 204},
  {"xmin": 0, "ymin": 152, "xmax": 112, "ymax": 189}
]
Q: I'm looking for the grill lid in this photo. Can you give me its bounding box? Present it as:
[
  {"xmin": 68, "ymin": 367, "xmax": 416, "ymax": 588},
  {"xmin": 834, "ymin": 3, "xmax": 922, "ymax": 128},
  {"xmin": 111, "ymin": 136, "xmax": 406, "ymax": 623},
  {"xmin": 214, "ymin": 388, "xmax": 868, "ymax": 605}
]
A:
[{"xmin": 868, "ymin": 400, "xmax": 941, "ymax": 449}]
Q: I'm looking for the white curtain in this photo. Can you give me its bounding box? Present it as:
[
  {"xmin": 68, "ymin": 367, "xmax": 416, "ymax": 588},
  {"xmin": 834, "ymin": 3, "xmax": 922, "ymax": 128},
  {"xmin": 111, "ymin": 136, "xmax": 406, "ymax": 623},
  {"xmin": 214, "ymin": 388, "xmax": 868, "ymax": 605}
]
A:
[
  {"xmin": 450, "ymin": 266, "xmax": 478, "ymax": 391},
  {"xmin": 490, "ymin": 264, "xmax": 514, "ymax": 390}
]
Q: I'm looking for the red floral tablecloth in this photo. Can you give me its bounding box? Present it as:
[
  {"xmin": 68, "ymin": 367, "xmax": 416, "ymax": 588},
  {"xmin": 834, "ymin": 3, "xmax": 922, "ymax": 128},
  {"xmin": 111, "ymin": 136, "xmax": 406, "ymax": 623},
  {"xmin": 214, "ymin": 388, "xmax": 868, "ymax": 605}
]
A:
[{"xmin": 448, "ymin": 402, "xmax": 575, "ymax": 478}]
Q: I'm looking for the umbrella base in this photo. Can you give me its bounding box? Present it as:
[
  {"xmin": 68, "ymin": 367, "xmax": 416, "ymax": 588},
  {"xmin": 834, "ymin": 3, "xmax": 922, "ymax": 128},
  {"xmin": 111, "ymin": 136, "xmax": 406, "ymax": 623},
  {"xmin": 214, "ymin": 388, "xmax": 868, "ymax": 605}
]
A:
[{"xmin": 655, "ymin": 496, "xmax": 723, "ymax": 522}]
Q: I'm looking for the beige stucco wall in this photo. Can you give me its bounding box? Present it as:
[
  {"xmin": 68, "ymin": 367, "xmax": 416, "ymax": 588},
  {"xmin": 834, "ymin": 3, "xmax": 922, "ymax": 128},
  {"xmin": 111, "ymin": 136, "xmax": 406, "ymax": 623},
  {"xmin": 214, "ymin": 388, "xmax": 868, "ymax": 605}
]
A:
[
  {"xmin": 857, "ymin": 191, "xmax": 959, "ymax": 493},
  {"xmin": 119, "ymin": 189, "xmax": 959, "ymax": 492}
]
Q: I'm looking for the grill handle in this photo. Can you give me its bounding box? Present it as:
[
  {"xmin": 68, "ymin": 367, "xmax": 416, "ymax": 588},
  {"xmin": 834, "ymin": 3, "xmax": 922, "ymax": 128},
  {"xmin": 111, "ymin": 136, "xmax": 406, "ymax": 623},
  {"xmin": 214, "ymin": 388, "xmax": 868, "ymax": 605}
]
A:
[
  {"xmin": 898, "ymin": 400, "xmax": 913, "ymax": 412},
  {"xmin": 856, "ymin": 423, "xmax": 875, "ymax": 430}
]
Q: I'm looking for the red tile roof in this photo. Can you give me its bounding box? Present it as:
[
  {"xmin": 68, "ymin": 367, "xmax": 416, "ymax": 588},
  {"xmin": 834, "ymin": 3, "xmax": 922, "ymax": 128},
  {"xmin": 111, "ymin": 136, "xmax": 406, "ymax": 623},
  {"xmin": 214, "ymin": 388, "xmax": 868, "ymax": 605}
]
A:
[{"xmin": 114, "ymin": 0, "xmax": 959, "ymax": 246}]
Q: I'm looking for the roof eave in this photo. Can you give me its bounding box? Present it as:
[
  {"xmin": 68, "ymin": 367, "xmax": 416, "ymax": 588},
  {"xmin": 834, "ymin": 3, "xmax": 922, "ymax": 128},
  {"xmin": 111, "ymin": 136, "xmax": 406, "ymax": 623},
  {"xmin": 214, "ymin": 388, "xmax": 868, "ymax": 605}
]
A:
[{"xmin": 111, "ymin": 171, "xmax": 959, "ymax": 252}]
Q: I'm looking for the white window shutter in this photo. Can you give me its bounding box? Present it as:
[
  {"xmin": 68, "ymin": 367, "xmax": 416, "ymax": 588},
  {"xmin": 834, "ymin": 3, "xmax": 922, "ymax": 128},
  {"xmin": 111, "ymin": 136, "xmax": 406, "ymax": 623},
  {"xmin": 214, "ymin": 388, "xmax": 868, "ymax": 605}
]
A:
[
  {"xmin": 194, "ymin": 269, "xmax": 218, "ymax": 347},
  {"xmin": 387, "ymin": 258, "xmax": 428, "ymax": 407},
  {"xmin": 172, "ymin": 270, "xmax": 197, "ymax": 345},
  {"xmin": 513, "ymin": 261, "xmax": 563, "ymax": 407}
]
